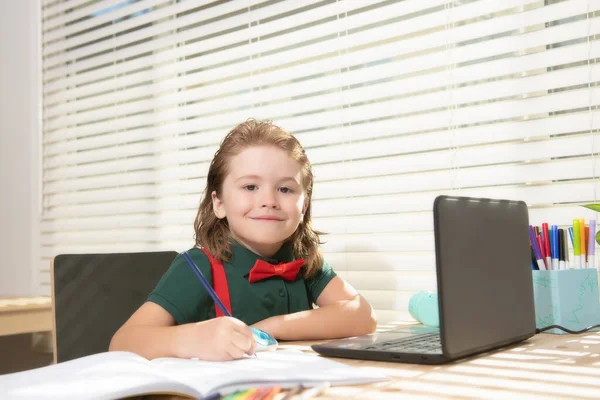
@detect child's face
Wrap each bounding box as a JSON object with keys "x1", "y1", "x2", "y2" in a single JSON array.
[{"x1": 212, "y1": 145, "x2": 307, "y2": 258}]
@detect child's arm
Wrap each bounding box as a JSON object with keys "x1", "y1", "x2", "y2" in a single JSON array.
[
  {"x1": 251, "y1": 276, "x2": 377, "y2": 341},
  {"x1": 109, "y1": 302, "x2": 256, "y2": 360}
]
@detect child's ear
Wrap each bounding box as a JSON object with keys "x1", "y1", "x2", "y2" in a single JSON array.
[
  {"x1": 301, "y1": 200, "x2": 309, "y2": 218},
  {"x1": 212, "y1": 191, "x2": 226, "y2": 219}
]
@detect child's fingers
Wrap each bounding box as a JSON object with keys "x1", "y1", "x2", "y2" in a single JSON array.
[
  {"x1": 227, "y1": 332, "x2": 252, "y2": 359},
  {"x1": 226, "y1": 346, "x2": 245, "y2": 360},
  {"x1": 230, "y1": 317, "x2": 254, "y2": 339},
  {"x1": 248, "y1": 337, "x2": 256, "y2": 355},
  {"x1": 231, "y1": 330, "x2": 253, "y2": 353}
]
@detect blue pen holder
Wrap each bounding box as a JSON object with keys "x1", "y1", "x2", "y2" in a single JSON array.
[{"x1": 532, "y1": 269, "x2": 600, "y2": 334}]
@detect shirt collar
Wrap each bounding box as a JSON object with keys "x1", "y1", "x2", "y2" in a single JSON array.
[{"x1": 228, "y1": 240, "x2": 295, "y2": 278}]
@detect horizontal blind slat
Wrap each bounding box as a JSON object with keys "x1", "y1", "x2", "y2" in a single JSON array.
[
  {"x1": 43, "y1": 0, "x2": 583, "y2": 107},
  {"x1": 42, "y1": 0, "x2": 446, "y2": 84},
  {"x1": 42, "y1": 132, "x2": 600, "y2": 194},
  {"x1": 43, "y1": 60, "x2": 600, "y2": 131},
  {"x1": 43, "y1": 81, "x2": 600, "y2": 144},
  {"x1": 44, "y1": 35, "x2": 600, "y2": 122},
  {"x1": 43, "y1": 0, "x2": 167, "y2": 44},
  {"x1": 42, "y1": 0, "x2": 101, "y2": 23},
  {"x1": 39, "y1": 180, "x2": 600, "y2": 220}
]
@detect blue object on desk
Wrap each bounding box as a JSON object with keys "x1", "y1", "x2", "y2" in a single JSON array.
[
  {"x1": 251, "y1": 327, "x2": 278, "y2": 351},
  {"x1": 532, "y1": 268, "x2": 600, "y2": 334},
  {"x1": 408, "y1": 291, "x2": 439, "y2": 328}
]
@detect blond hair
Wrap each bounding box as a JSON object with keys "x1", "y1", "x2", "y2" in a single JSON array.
[{"x1": 194, "y1": 119, "x2": 324, "y2": 277}]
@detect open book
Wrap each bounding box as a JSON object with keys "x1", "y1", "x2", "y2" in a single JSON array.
[{"x1": 1, "y1": 350, "x2": 388, "y2": 400}]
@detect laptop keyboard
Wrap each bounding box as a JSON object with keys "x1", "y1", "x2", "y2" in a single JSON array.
[{"x1": 361, "y1": 332, "x2": 442, "y2": 354}]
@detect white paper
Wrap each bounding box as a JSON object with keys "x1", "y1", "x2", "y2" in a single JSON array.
[{"x1": 0, "y1": 350, "x2": 389, "y2": 400}]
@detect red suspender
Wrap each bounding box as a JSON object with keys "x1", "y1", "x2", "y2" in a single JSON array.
[{"x1": 200, "y1": 248, "x2": 232, "y2": 317}]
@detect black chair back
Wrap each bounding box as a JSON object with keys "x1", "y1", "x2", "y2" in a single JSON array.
[{"x1": 51, "y1": 251, "x2": 177, "y2": 363}]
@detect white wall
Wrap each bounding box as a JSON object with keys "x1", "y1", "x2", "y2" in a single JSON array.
[{"x1": 0, "y1": 1, "x2": 40, "y2": 296}]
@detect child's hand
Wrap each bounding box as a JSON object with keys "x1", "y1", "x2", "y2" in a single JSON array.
[{"x1": 177, "y1": 316, "x2": 256, "y2": 360}]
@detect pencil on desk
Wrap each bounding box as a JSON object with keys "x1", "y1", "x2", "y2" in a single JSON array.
[
  {"x1": 238, "y1": 389, "x2": 259, "y2": 400},
  {"x1": 297, "y1": 382, "x2": 330, "y2": 400},
  {"x1": 262, "y1": 386, "x2": 282, "y2": 400},
  {"x1": 281, "y1": 385, "x2": 303, "y2": 400}
]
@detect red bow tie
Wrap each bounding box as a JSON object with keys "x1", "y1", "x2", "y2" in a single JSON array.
[{"x1": 248, "y1": 259, "x2": 305, "y2": 283}]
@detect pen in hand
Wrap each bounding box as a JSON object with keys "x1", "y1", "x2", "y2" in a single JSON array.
[{"x1": 182, "y1": 251, "x2": 277, "y2": 356}]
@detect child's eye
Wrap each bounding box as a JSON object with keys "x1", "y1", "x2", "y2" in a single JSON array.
[
  {"x1": 244, "y1": 184, "x2": 257, "y2": 191},
  {"x1": 279, "y1": 187, "x2": 293, "y2": 194}
]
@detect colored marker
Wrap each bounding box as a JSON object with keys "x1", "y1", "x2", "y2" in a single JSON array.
[
  {"x1": 580, "y1": 218, "x2": 587, "y2": 265},
  {"x1": 568, "y1": 227, "x2": 574, "y2": 247},
  {"x1": 563, "y1": 229, "x2": 571, "y2": 269},
  {"x1": 551, "y1": 225, "x2": 559, "y2": 270},
  {"x1": 530, "y1": 226, "x2": 546, "y2": 270},
  {"x1": 558, "y1": 228, "x2": 566, "y2": 270},
  {"x1": 542, "y1": 223, "x2": 551, "y2": 269},
  {"x1": 585, "y1": 225, "x2": 590, "y2": 265},
  {"x1": 589, "y1": 220, "x2": 596, "y2": 269},
  {"x1": 536, "y1": 235, "x2": 547, "y2": 269},
  {"x1": 574, "y1": 219, "x2": 581, "y2": 268}
]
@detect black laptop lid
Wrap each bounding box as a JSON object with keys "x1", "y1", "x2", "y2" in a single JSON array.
[
  {"x1": 52, "y1": 251, "x2": 177, "y2": 363},
  {"x1": 435, "y1": 196, "x2": 536, "y2": 359}
]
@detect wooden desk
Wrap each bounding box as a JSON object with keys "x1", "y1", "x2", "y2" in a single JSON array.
[
  {"x1": 290, "y1": 331, "x2": 600, "y2": 399},
  {"x1": 148, "y1": 328, "x2": 600, "y2": 400},
  {"x1": 0, "y1": 297, "x2": 52, "y2": 336}
]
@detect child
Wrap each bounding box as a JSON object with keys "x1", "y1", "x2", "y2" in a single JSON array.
[{"x1": 109, "y1": 119, "x2": 377, "y2": 361}]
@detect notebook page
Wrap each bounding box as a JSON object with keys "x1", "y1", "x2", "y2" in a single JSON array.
[
  {"x1": 0, "y1": 352, "x2": 198, "y2": 400},
  {"x1": 152, "y1": 349, "x2": 389, "y2": 396}
]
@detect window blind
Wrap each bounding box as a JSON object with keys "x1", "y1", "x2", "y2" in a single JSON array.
[{"x1": 40, "y1": 0, "x2": 600, "y2": 323}]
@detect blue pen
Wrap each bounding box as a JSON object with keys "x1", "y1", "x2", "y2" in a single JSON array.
[
  {"x1": 181, "y1": 251, "x2": 278, "y2": 352},
  {"x1": 181, "y1": 251, "x2": 231, "y2": 317}
]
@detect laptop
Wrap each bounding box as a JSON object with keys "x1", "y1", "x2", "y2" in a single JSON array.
[
  {"x1": 51, "y1": 251, "x2": 177, "y2": 363},
  {"x1": 312, "y1": 195, "x2": 536, "y2": 364}
]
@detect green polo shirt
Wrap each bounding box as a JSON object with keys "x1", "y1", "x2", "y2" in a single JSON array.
[{"x1": 147, "y1": 242, "x2": 336, "y2": 326}]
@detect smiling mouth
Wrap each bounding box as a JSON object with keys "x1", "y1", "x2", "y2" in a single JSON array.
[{"x1": 252, "y1": 216, "x2": 283, "y2": 221}]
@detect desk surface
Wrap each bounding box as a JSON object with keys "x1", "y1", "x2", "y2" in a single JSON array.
[
  {"x1": 4, "y1": 300, "x2": 600, "y2": 399},
  {"x1": 149, "y1": 327, "x2": 600, "y2": 400},
  {"x1": 293, "y1": 330, "x2": 600, "y2": 399},
  {"x1": 0, "y1": 297, "x2": 52, "y2": 336}
]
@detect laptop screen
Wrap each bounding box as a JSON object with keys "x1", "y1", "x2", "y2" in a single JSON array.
[{"x1": 434, "y1": 196, "x2": 536, "y2": 359}]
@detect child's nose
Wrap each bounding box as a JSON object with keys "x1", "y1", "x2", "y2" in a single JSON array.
[{"x1": 260, "y1": 190, "x2": 279, "y2": 209}]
